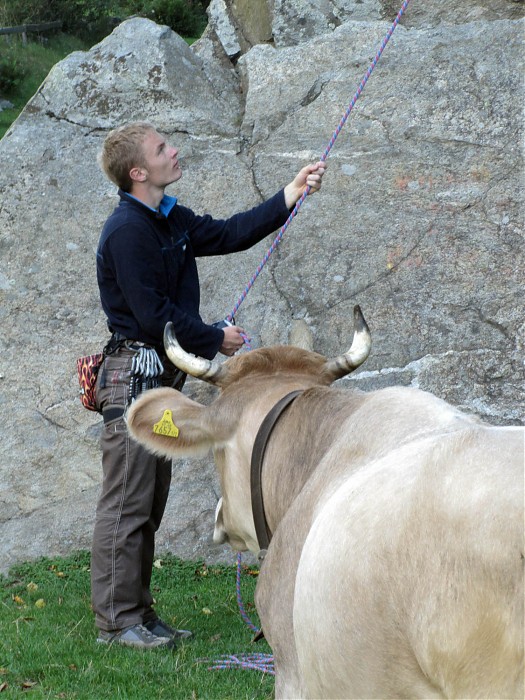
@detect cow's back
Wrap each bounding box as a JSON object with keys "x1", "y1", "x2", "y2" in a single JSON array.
[{"x1": 293, "y1": 425, "x2": 524, "y2": 699}]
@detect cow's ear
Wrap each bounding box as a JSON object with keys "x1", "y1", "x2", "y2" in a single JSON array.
[{"x1": 126, "y1": 387, "x2": 223, "y2": 459}]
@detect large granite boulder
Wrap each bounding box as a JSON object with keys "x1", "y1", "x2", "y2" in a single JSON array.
[
  {"x1": 207, "y1": 0, "x2": 524, "y2": 52},
  {"x1": 0, "y1": 0, "x2": 523, "y2": 573}
]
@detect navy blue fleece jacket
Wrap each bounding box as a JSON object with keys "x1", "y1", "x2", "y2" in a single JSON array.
[{"x1": 96, "y1": 188, "x2": 291, "y2": 360}]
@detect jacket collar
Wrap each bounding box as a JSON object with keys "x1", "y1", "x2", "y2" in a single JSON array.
[{"x1": 118, "y1": 189, "x2": 178, "y2": 218}]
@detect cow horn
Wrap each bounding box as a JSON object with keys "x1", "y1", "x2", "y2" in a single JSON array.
[
  {"x1": 323, "y1": 305, "x2": 372, "y2": 381},
  {"x1": 163, "y1": 322, "x2": 226, "y2": 384}
]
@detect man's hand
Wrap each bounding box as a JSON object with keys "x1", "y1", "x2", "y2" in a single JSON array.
[
  {"x1": 284, "y1": 161, "x2": 327, "y2": 209},
  {"x1": 219, "y1": 325, "x2": 246, "y2": 356}
]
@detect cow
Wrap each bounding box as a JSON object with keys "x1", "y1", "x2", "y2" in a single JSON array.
[{"x1": 126, "y1": 306, "x2": 524, "y2": 699}]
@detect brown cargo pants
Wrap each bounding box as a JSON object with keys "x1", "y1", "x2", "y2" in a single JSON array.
[{"x1": 91, "y1": 345, "x2": 179, "y2": 632}]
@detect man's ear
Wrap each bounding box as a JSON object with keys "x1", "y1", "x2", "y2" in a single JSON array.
[
  {"x1": 126, "y1": 387, "x2": 215, "y2": 459},
  {"x1": 129, "y1": 166, "x2": 147, "y2": 183}
]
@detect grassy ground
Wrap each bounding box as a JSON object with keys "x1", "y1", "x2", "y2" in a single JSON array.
[{"x1": 0, "y1": 551, "x2": 274, "y2": 699}]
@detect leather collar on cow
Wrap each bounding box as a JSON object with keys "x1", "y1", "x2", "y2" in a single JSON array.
[{"x1": 250, "y1": 390, "x2": 304, "y2": 553}]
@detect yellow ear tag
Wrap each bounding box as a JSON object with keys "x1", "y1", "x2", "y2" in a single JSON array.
[{"x1": 153, "y1": 409, "x2": 179, "y2": 438}]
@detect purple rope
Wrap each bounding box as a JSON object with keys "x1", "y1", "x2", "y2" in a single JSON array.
[
  {"x1": 226, "y1": 0, "x2": 411, "y2": 324},
  {"x1": 198, "y1": 653, "x2": 275, "y2": 675},
  {"x1": 196, "y1": 554, "x2": 275, "y2": 675},
  {"x1": 235, "y1": 552, "x2": 260, "y2": 633}
]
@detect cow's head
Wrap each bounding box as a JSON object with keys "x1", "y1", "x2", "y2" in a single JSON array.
[{"x1": 127, "y1": 306, "x2": 371, "y2": 553}]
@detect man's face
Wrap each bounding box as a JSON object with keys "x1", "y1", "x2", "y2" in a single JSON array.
[{"x1": 139, "y1": 129, "x2": 182, "y2": 187}]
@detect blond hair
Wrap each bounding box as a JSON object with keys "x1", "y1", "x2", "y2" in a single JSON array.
[{"x1": 98, "y1": 122, "x2": 156, "y2": 191}]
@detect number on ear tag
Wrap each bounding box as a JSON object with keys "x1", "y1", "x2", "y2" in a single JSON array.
[{"x1": 153, "y1": 409, "x2": 179, "y2": 438}]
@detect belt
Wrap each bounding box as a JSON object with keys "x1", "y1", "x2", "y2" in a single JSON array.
[{"x1": 102, "y1": 406, "x2": 126, "y2": 424}]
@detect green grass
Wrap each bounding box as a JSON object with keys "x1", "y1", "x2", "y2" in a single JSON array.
[
  {"x1": 0, "y1": 551, "x2": 274, "y2": 699},
  {"x1": 0, "y1": 33, "x2": 89, "y2": 139}
]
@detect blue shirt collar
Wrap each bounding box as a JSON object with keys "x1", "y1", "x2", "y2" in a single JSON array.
[
  {"x1": 125, "y1": 192, "x2": 178, "y2": 217},
  {"x1": 159, "y1": 194, "x2": 178, "y2": 217}
]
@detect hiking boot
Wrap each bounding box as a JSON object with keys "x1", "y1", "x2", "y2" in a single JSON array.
[
  {"x1": 97, "y1": 623, "x2": 175, "y2": 649},
  {"x1": 144, "y1": 617, "x2": 193, "y2": 640}
]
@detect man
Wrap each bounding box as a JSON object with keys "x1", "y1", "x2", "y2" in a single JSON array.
[{"x1": 92, "y1": 122, "x2": 326, "y2": 649}]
